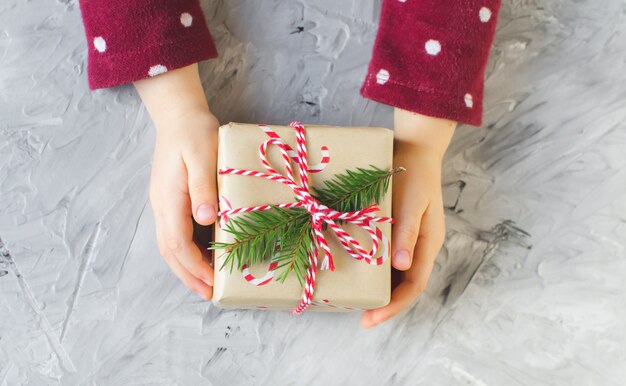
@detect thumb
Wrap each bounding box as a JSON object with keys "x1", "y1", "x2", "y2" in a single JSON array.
[
  {"x1": 185, "y1": 151, "x2": 218, "y2": 226},
  {"x1": 392, "y1": 219, "x2": 420, "y2": 271}
]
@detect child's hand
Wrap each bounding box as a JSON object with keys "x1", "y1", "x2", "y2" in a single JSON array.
[
  {"x1": 133, "y1": 64, "x2": 218, "y2": 301},
  {"x1": 361, "y1": 108, "x2": 457, "y2": 329}
]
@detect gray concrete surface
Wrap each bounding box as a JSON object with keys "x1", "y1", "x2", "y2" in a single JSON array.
[{"x1": 1, "y1": 0, "x2": 625, "y2": 384}]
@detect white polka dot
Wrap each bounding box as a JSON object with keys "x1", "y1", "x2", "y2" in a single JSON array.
[
  {"x1": 398, "y1": 0, "x2": 408, "y2": 2},
  {"x1": 464, "y1": 93, "x2": 474, "y2": 108},
  {"x1": 479, "y1": 7, "x2": 492, "y2": 23},
  {"x1": 93, "y1": 36, "x2": 106, "y2": 53},
  {"x1": 425, "y1": 39, "x2": 441, "y2": 56},
  {"x1": 148, "y1": 64, "x2": 168, "y2": 77},
  {"x1": 376, "y1": 69, "x2": 390, "y2": 85},
  {"x1": 180, "y1": 12, "x2": 193, "y2": 27}
]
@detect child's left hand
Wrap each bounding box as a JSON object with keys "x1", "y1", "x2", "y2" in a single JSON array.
[{"x1": 361, "y1": 108, "x2": 457, "y2": 329}]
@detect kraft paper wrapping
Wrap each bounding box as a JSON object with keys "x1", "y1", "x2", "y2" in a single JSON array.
[{"x1": 212, "y1": 122, "x2": 393, "y2": 312}]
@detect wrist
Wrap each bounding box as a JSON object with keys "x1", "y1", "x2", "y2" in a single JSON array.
[
  {"x1": 133, "y1": 63, "x2": 212, "y2": 130},
  {"x1": 160, "y1": 103, "x2": 215, "y2": 128},
  {"x1": 393, "y1": 108, "x2": 457, "y2": 159}
]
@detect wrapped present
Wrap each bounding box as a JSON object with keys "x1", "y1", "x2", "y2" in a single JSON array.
[{"x1": 210, "y1": 121, "x2": 400, "y2": 313}]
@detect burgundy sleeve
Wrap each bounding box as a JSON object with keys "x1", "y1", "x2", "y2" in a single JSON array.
[
  {"x1": 77, "y1": 0, "x2": 219, "y2": 90},
  {"x1": 359, "y1": 0, "x2": 502, "y2": 127}
]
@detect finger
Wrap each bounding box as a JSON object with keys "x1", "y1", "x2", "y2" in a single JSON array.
[
  {"x1": 392, "y1": 218, "x2": 422, "y2": 271},
  {"x1": 155, "y1": 213, "x2": 213, "y2": 300},
  {"x1": 404, "y1": 201, "x2": 446, "y2": 288},
  {"x1": 391, "y1": 175, "x2": 428, "y2": 271},
  {"x1": 183, "y1": 132, "x2": 218, "y2": 226},
  {"x1": 361, "y1": 203, "x2": 445, "y2": 329},
  {"x1": 361, "y1": 280, "x2": 419, "y2": 329},
  {"x1": 162, "y1": 185, "x2": 215, "y2": 287}
]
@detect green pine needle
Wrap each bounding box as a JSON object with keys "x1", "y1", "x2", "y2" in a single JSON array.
[
  {"x1": 209, "y1": 206, "x2": 308, "y2": 272},
  {"x1": 272, "y1": 223, "x2": 313, "y2": 286},
  {"x1": 312, "y1": 165, "x2": 405, "y2": 213},
  {"x1": 209, "y1": 165, "x2": 405, "y2": 287}
]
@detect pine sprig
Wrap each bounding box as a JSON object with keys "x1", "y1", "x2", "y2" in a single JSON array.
[
  {"x1": 272, "y1": 222, "x2": 313, "y2": 286},
  {"x1": 312, "y1": 165, "x2": 405, "y2": 213},
  {"x1": 210, "y1": 206, "x2": 309, "y2": 273},
  {"x1": 209, "y1": 165, "x2": 405, "y2": 286}
]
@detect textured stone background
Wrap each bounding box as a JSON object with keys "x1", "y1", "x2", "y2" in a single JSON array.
[{"x1": 1, "y1": 0, "x2": 625, "y2": 384}]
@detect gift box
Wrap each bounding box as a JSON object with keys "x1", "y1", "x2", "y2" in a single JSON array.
[{"x1": 211, "y1": 121, "x2": 396, "y2": 313}]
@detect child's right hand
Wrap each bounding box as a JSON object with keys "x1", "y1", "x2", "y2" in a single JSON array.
[{"x1": 134, "y1": 63, "x2": 218, "y2": 301}]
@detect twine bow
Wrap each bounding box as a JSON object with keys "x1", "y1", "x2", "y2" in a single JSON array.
[{"x1": 218, "y1": 122, "x2": 393, "y2": 314}]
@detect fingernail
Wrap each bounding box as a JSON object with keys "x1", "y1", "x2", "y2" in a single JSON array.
[
  {"x1": 197, "y1": 204, "x2": 216, "y2": 222},
  {"x1": 394, "y1": 249, "x2": 411, "y2": 268}
]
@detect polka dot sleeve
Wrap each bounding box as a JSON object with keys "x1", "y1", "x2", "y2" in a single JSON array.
[
  {"x1": 359, "y1": 0, "x2": 502, "y2": 127},
  {"x1": 77, "y1": 0, "x2": 219, "y2": 90}
]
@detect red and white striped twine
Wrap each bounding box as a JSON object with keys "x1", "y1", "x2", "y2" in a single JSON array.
[{"x1": 218, "y1": 122, "x2": 393, "y2": 314}]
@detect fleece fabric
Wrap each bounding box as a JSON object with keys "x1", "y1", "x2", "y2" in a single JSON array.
[{"x1": 77, "y1": 0, "x2": 501, "y2": 127}]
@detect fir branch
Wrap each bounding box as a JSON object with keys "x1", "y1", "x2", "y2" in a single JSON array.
[
  {"x1": 209, "y1": 165, "x2": 405, "y2": 286},
  {"x1": 272, "y1": 223, "x2": 313, "y2": 286},
  {"x1": 312, "y1": 165, "x2": 405, "y2": 213},
  {"x1": 209, "y1": 206, "x2": 309, "y2": 274}
]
